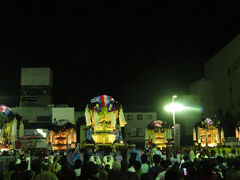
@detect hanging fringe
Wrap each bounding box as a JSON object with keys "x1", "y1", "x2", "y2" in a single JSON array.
[
  {"x1": 19, "y1": 121, "x2": 24, "y2": 138},
  {"x1": 164, "y1": 130, "x2": 167, "y2": 141},
  {"x1": 145, "y1": 128, "x2": 149, "y2": 141},
  {"x1": 236, "y1": 128, "x2": 239, "y2": 140},
  {"x1": 217, "y1": 129, "x2": 220, "y2": 144},
  {"x1": 11, "y1": 119, "x2": 17, "y2": 137},
  {"x1": 238, "y1": 127, "x2": 240, "y2": 141},
  {"x1": 110, "y1": 112, "x2": 116, "y2": 128},
  {"x1": 85, "y1": 105, "x2": 92, "y2": 126},
  {"x1": 168, "y1": 129, "x2": 172, "y2": 139},
  {"x1": 152, "y1": 132, "x2": 155, "y2": 143},
  {"x1": 193, "y1": 127, "x2": 196, "y2": 141},
  {"x1": 197, "y1": 127, "x2": 201, "y2": 143},
  {"x1": 93, "y1": 111, "x2": 99, "y2": 127},
  {"x1": 119, "y1": 107, "x2": 127, "y2": 127},
  {"x1": 205, "y1": 128, "x2": 208, "y2": 146},
  {"x1": 221, "y1": 127, "x2": 225, "y2": 142}
]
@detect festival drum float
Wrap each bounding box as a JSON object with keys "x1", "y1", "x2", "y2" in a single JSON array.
[
  {"x1": 193, "y1": 117, "x2": 224, "y2": 147},
  {"x1": 85, "y1": 95, "x2": 126, "y2": 144},
  {"x1": 145, "y1": 120, "x2": 172, "y2": 149}
]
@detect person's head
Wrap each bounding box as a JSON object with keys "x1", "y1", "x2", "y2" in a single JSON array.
[
  {"x1": 8, "y1": 161, "x2": 15, "y2": 171},
  {"x1": 153, "y1": 154, "x2": 161, "y2": 165},
  {"x1": 165, "y1": 167, "x2": 182, "y2": 180},
  {"x1": 133, "y1": 161, "x2": 141, "y2": 172},
  {"x1": 141, "y1": 154, "x2": 148, "y2": 164},
  {"x1": 74, "y1": 159, "x2": 82, "y2": 169},
  {"x1": 161, "y1": 160, "x2": 170, "y2": 170},
  {"x1": 141, "y1": 173, "x2": 149, "y2": 180},
  {"x1": 183, "y1": 155, "x2": 190, "y2": 161},
  {"x1": 129, "y1": 156, "x2": 136, "y2": 167},
  {"x1": 112, "y1": 161, "x2": 121, "y2": 172},
  {"x1": 216, "y1": 156, "x2": 225, "y2": 164},
  {"x1": 231, "y1": 149, "x2": 236, "y2": 155},
  {"x1": 152, "y1": 143, "x2": 156, "y2": 148},
  {"x1": 19, "y1": 161, "x2": 28, "y2": 171},
  {"x1": 233, "y1": 158, "x2": 240, "y2": 170},
  {"x1": 31, "y1": 159, "x2": 41, "y2": 173}
]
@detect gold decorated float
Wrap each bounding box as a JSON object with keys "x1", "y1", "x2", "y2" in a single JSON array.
[
  {"x1": 0, "y1": 105, "x2": 23, "y2": 151},
  {"x1": 85, "y1": 95, "x2": 126, "y2": 144},
  {"x1": 193, "y1": 117, "x2": 224, "y2": 147},
  {"x1": 47, "y1": 122, "x2": 76, "y2": 150},
  {"x1": 145, "y1": 120, "x2": 172, "y2": 149}
]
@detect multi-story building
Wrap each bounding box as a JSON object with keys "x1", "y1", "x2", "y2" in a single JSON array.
[
  {"x1": 124, "y1": 112, "x2": 157, "y2": 143},
  {"x1": 189, "y1": 34, "x2": 240, "y2": 136},
  {"x1": 20, "y1": 68, "x2": 53, "y2": 107},
  {"x1": 191, "y1": 34, "x2": 240, "y2": 119},
  {"x1": 12, "y1": 68, "x2": 75, "y2": 126}
]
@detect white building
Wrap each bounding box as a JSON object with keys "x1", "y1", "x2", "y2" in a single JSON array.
[{"x1": 124, "y1": 112, "x2": 157, "y2": 143}]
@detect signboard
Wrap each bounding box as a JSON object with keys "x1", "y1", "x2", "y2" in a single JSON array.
[
  {"x1": 174, "y1": 123, "x2": 180, "y2": 146},
  {"x1": 20, "y1": 138, "x2": 47, "y2": 149}
]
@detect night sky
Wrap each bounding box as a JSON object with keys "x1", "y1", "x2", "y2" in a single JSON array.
[{"x1": 1, "y1": 2, "x2": 240, "y2": 111}]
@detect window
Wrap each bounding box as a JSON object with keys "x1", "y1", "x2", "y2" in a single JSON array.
[
  {"x1": 137, "y1": 114, "x2": 143, "y2": 120},
  {"x1": 148, "y1": 114, "x2": 153, "y2": 120},
  {"x1": 127, "y1": 115, "x2": 133, "y2": 120},
  {"x1": 37, "y1": 116, "x2": 51, "y2": 122}
]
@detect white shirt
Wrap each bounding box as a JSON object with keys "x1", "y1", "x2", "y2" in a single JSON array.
[
  {"x1": 141, "y1": 163, "x2": 149, "y2": 174},
  {"x1": 74, "y1": 168, "x2": 81, "y2": 177},
  {"x1": 155, "y1": 171, "x2": 166, "y2": 180}
]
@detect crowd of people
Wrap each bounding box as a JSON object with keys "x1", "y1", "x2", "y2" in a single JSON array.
[{"x1": 1, "y1": 143, "x2": 240, "y2": 180}]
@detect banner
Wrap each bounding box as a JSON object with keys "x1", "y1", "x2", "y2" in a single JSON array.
[{"x1": 174, "y1": 123, "x2": 180, "y2": 146}]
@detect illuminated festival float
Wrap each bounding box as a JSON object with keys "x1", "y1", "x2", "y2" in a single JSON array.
[
  {"x1": 193, "y1": 117, "x2": 224, "y2": 147},
  {"x1": 85, "y1": 95, "x2": 127, "y2": 144},
  {"x1": 145, "y1": 120, "x2": 172, "y2": 149},
  {"x1": 0, "y1": 105, "x2": 24, "y2": 151},
  {"x1": 47, "y1": 120, "x2": 77, "y2": 150},
  {"x1": 235, "y1": 121, "x2": 240, "y2": 141}
]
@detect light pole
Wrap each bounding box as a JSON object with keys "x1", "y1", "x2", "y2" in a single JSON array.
[{"x1": 172, "y1": 95, "x2": 177, "y2": 126}]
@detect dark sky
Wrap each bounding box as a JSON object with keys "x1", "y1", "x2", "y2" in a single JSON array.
[{"x1": 1, "y1": 2, "x2": 240, "y2": 111}]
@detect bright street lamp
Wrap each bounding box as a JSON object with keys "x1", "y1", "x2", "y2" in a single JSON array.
[{"x1": 164, "y1": 95, "x2": 187, "y2": 126}]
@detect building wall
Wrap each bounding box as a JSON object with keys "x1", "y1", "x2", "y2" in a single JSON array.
[
  {"x1": 190, "y1": 79, "x2": 217, "y2": 116},
  {"x1": 21, "y1": 68, "x2": 53, "y2": 87},
  {"x1": 20, "y1": 68, "x2": 53, "y2": 107},
  {"x1": 52, "y1": 107, "x2": 75, "y2": 124},
  {"x1": 124, "y1": 112, "x2": 157, "y2": 142},
  {"x1": 11, "y1": 107, "x2": 52, "y2": 123},
  {"x1": 204, "y1": 34, "x2": 240, "y2": 118}
]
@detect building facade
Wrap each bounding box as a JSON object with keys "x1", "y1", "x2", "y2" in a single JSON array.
[
  {"x1": 124, "y1": 112, "x2": 157, "y2": 143},
  {"x1": 190, "y1": 34, "x2": 240, "y2": 120}
]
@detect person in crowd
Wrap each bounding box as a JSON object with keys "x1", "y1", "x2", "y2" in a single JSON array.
[
  {"x1": 155, "y1": 160, "x2": 170, "y2": 180},
  {"x1": 3, "y1": 161, "x2": 15, "y2": 180},
  {"x1": 149, "y1": 154, "x2": 161, "y2": 180},
  {"x1": 140, "y1": 153, "x2": 149, "y2": 174},
  {"x1": 165, "y1": 166, "x2": 183, "y2": 180},
  {"x1": 73, "y1": 159, "x2": 82, "y2": 177}
]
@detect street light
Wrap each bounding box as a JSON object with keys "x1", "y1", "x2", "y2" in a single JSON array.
[
  {"x1": 172, "y1": 95, "x2": 177, "y2": 126},
  {"x1": 164, "y1": 95, "x2": 187, "y2": 126}
]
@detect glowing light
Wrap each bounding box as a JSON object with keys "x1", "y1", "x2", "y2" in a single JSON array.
[
  {"x1": 164, "y1": 103, "x2": 187, "y2": 112},
  {"x1": 37, "y1": 129, "x2": 47, "y2": 138}
]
